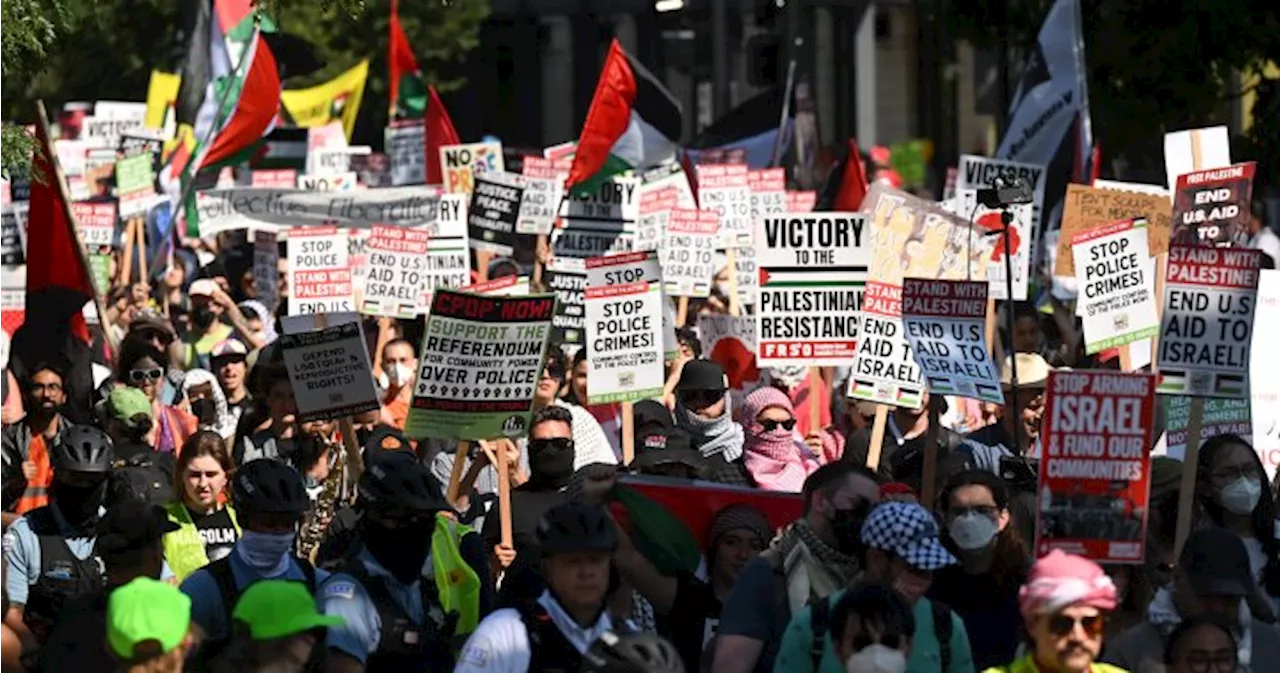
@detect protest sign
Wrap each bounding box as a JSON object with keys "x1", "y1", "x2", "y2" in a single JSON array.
[
  {"x1": 696, "y1": 315, "x2": 759, "y2": 390},
  {"x1": 756, "y1": 212, "x2": 869, "y2": 367},
  {"x1": 639, "y1": 163, "x2": 696, "y2": 207},
  {"x1": 297, "y1": 172, "x2": 358, "y2": 192},
  {"x1": 1160, "y1": 397, "x2": 1251, "y2": 461},
  {"x1": 386, "y1": 121, "x2": 426, "y2": 186},
  {"x1": 1055, "y1": 184, "x2": 1172, "y2": 276},
  {"x1": 661, "y1": 209, "x2": 719, "y2": 297},
  {"x1": 83, "y1": 148, "x2": 116, "y2": 200},
  {"x1": 1164, "y1": 126, "x2": 1232, "y2": 196},
  {"x1": 1252, "y1": 270, "x2": 1280, "y2": 478},
  {"x1": 278, "y1": 314, "x2": 380, "y2": 422},
  {"x1": 193, "y1": 186, "x2": 441, "y2": 235},
  {"x1": 860, "y1": 183, "x2": 991, "y2": 287},
  {"x1": 252, "y1": 169, "x2": 298, "y2": 188},
  {"x1": 84, "y1": 102, "x2": 146, "y2": 149},
  {"x1": 420, "y1": 193, "x2": 471, "y2": 303},
  {"x1": 467, "y1": 172, "x2": 524, "y2": 256},
  {"x1": 114, "y1": 154, "x2": 153, "y2": 195},
  {"x1": 55, "y1": 140, "x2": 87, "y2": 177},
  {"x1": 516, "y1": 175, "x2": 560, "y2": 236},
  {"x1": 585, "y1": 251, "x2": 665, "y2": 404},
  {"x1": 309, "y1": 146, "x2": 370, "y2": 177},
  {"x1": 71, "y1": 202, "x2": 117, "y2": 248},
  {"x1": 288, "y1": 226, "x2": 354, "y2": 314},
  {"x1": 118, "y1": 131, "x2": 163, "y2": 165},
  {"x1": 405, "y1": 290, "x2": 555, "y2": 440},
  {"x1": 546, "y1": 256, "x2": 586, "y2": 347},
  {"x1": 253, "y1": 231, "x2": 279, "y2": 314},
  {"x1": 748, "y1": 168, "x2": 787, "y2": 218},
  {"x1": 555, "y1": 176, "x2": 638, "y2": 258},
  {"x1": 849, "y1": 281, "x2": 925, "y2": 409},
  {"x1": 1157, "y1": 244, "x2": 1261, "y2": 397},
  {"x1": 636, "y1": 185, "x2": 679, "y2": 252},
  {"x1": 956, "y1": 155, "x2": 1046, "y2": 300},
  {"x1": 786, "y1": 191, "x2": 816, "y2": 213},
  {"x1": 697, "y1": 164, "x2": 752, "y2": 246},
  {"x1": 1171, "y1": 162, "x2": 1256, "y2": 247},
  {"x1": 1, "y1": 206, "x2": 23, "y2": 267},
  {"x1": 1035, "y1": 370, "x2": 1156, "y2": 563},
  {"x1": 362, "y1": 225, "x2": 430, "y2": 318},
  {"x1": 1071, "y1": 218, "x2": 1160, "y2": 353},
  {"x1": 461, "y1": 276, "x2": 531, "y2": 296},
  {"x1": 734, "y1": 244, "x2": 758, "y2": 308},
  {"x1": 901, "y1": 279, "x2": 1001, "y2": 404},
  {"x1": 440, "y1": 141, "x2": 504, "y2": 194}
]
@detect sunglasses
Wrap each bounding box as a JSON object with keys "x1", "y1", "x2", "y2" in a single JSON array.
[
  {"x1": 542, "y1": 364, "x2": 564, "y2": 380},
  {"x1": 129, "y1": 368, "x2": 164, "y2": 383},
  {"x1": 530, "y1": 437, "x2": 574, "y2": 453},
  {"x1": 1047, "y1": 613, "x2": 1105, "y2": 638},
  {"x1": 678, "y1": 390, "x2": 723, "y2": 407},
  {"x1": 758, "y1": 418, "x2": 797, "y2": 432}
]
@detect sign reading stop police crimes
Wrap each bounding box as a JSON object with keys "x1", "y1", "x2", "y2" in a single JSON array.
[
  {"x1": 288, "y1": 226, "x2": 354, "y2": 314},
  {"x1": 1157, "y1": 244, "x2": 1262, "y2": 397},
  {"x1": 278, "y1": 314, "x2": 380, "y2": 422},
  {"x1": 362, "y1": 225, "x2": 430, "y2": 318},
  {"x1": 440, "y1": 141, "x2": 504, "y2": 194},
  {"x1": 662, "y1": 209, "x2": 719, "y2": 297},
  {"x1": 901, "y1": 279, "x2": 1002, "y2": 404},
  {"x1": 849, "y1": 282, "x2": 925, "y2": 409},
  {"x1": 1071, "y1": 218, "x2": 1159, "y2": 354},
  {"x1": 756, "y1": 212, "x2": 869, "y2": 367},
  {"x1": 554, "y1": 176, "x2": 638, "y2": 258},
  {"x1": 1036, "y1": 370, "x2": 1156, "y2": 564},
  {"x1": 467, "y1": 171, "x2": 524, "y2": 256},
  {"x1": 406, "y1": 290, "x2": 555, "y2": 440},
  {"x1": 585, "y1": 251, "x2": 665, "y2": 404},
  {"x1": 956, "y1": 155, "x2": 1045, "y2": 301},
  {"x1": 1171, "y1": 162, "x2": 1255, "y2": 247},
  {"x1": 697, "y1": 164, "x2": 752, "y2": 246}
]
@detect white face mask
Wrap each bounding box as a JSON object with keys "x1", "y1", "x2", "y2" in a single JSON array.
[
  {"x1": 386, "y1": 363, "x2": 415, "y2": 387},
  {"x1": 948, "y1": 512, "x2": 999, "y2": 551},
  {"x1": 1219, "y1": 476, "x2": 1262, "y2": 515},
  {"x1": 845, "y1": 644, "x2": 907, "y2": 673}
]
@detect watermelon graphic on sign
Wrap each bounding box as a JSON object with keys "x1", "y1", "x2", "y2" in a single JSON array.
[{"x1": 697, "y1": 314, "x2": 758, "y2": 390}]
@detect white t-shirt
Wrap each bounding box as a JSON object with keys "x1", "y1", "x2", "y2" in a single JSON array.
[{"x1": 453, "y1": 590, "x2": 620, "y2": 673}]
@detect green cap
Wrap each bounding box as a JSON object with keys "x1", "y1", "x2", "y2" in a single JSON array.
[
  {"x1": 107, "y1": 577, "x2": 192, "y2": 660},
  {"x1": 233, "y1": 580, "x2": 345, "y2": 640},
  {"x1": 107, "y1": 387, "x2": 153, "y2": 426}
]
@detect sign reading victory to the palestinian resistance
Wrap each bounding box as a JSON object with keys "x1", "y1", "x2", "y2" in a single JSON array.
[{"x1": 554, "y1": 176, "x2": 638, "y2": 259}]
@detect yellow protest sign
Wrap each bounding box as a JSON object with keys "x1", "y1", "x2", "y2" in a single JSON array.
[{"x1": 280, "y1": 61, "x2": 369, "y2": 140}]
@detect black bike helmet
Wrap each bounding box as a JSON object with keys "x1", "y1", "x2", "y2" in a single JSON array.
[
  {"x1": 232, "y1": 459, "x2": 309, "y2": 514},
  {"x1": 536, "y1": 501, "x2": 618, "y2": 556},
  {"x1": 581, "y1": 632, "x2": 686, "y2": 673},
  {"x1": 52, "y1": 425, "x2": 114, "y2": 474},
  {"x1": 358, "y1": 450, "x2": 447, "y2": 513}
]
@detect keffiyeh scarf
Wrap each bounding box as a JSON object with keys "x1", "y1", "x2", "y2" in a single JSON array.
[
  {"x1": 769, "y1": 519, "x2": 860, "y2": 615},
  {"x1": 676, "y1": 396, "x2": 744, "y2": 461}
]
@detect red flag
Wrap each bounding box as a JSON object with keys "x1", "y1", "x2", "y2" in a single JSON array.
[
  {"x1": 834, "y1": 138, "x2": 869, "y2": 211},
  {"x1": 388, "y1": 0, "x2": 420, "y2": 114},
  {"x1": 425, "y1": 85, "x2": 461, "y2": 185}
]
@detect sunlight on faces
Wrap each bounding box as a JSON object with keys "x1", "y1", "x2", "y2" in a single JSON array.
[
  {"x1": 946, "y1": 484, "x2": 1009, "y2": 533},
  {"x1": 543, "y1": 551, "x2": 611, "y2": 611},
  {"x1": 755, "y1": 405, "x2": 794, "y2": 426},
  {"x1": 128, "y1": 355, "x2": 163, "y2": 401},
  {"x1": 536, "y1": 360, "x2": 564, "y2": 404},
  {"x1": 185, "y1": 455, "x2": 227, "y2": 509},
  {"x1": 1030, "y1": 605, "x2": 1105, "y2": 673},
  {"x1": 214, "y1": 355, "x2": 247, "y2": 392},
  {"x1": 712, "y1": 529, "x2": 765, "y2": 584},
  {"x1": 572, "y1": 359, "x2": 589, "y2": 402}
]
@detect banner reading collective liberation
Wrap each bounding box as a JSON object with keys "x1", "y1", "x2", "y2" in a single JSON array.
[
  {"x1": 585, "y1": 251, "x2": 665, "y2": 404},
  {"x1": 194, "y1": 186, "x2": 442, "y2": 236}
]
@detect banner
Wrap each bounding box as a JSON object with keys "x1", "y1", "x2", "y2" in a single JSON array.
[
  {"x1": 585, "y1": 251, "x2": 665, "y2": 404},
  {"x1": 1071, "y1": 218, "x2": 1160, "y2": 353},
  {"x1": 405, "y1": 290, "x2": 555, "y2": 440},
  {"x1": 253, "y1": 230, "x2": 279, "y2": 314},
  {"x1": 1171, "y1": 162, "x2": 1256, "y2": 247},
  {"x1": 697, "y1": 164, "x2": 752, "y2": 246},
  {"x1": 902, "y1": 279, "x2": 1002, "y2": 404},
  {"x1": 71, "y1": 202, "x2": 117, "y2": 248},
  {"x1": 1055, "y1": 184, "x2": 1172, "y2": 276},
  {"x1": 756, "y1": 213, "x2": 869, "y2": 367},
  {"x1": 546, "y1": 256, "x2": 586, "y2": 347},
  {"x1": 288, "y1": 226, "x2": 354, "y2": 314},
  {"x1": 280, "y1": 61, "x2": 370, "y2": 139},
  {"x1": 661, "y1": 209, "x2": 719, "y2": 298},
  {"x1": 697, "y1": 314, "x2": 759, "y2": 390},
  {"x1": 420, "y1": 193, "x2": 470, "y2": 303},
  {"x1": 386, "y1": 121, "x2": 426, "y2": 186},
  {"x1": 467, "y1": 172, "x2": 524, "y2": 256},
  {"x1": 956, "y1": 155, "x2": 1047, "y2": 301},
  {"x1": 193, "y1": 186, "x2": 441, "y2": 235},
  {"x1": 362, "y1": 225, "x2": 430, "y2": 318},
  {"x1": 278, "y1": 313, "x2": 380, "y2": 422},
  {"x1": 439, "y1": 141, "x2": 504, "y2": 194},
  {"x1": 849, "y1": 281, "x2": 925, "y2": 409},
  {"x1": 1036, "y1": 370, "x2": 1156, "y2": 564},
  {"x1": 554, "y1": 176, "x2": 638, "y2": 258}
]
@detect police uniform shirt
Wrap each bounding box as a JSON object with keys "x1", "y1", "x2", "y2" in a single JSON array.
[
  {"x1": 318, "y1": 547, "x2": 441, "y2": 664},
  {"x1": 179, "y1": 547, "x2": 327, "y2": 642},
  {"x1": 453, "y1": 590, "x2": 620, "y2": 673}
]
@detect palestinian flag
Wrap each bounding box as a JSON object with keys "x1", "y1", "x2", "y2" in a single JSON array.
[
  {"x1": 816, "y1": 138, "x2": 869, "y2": 211},
  {"x1": 425, "y1": 86, "x2": 461, "y2": 185},
  {"x1": 565, "y1": 40, "x2": 682, "y2": 196},
  {"x1": 388, "y1": 0, "x2": 427, "y2": 118}
]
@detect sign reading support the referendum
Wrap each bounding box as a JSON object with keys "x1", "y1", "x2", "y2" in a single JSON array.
[{"x1": 194, "y1": 186, "x2": 442, "y2": 236}]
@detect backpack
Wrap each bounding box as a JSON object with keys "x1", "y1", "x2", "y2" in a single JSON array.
[
  {"x1": 106, "y1": 453, "x2": 175, "y2": 508},
  {"x1": 809, "y1": 596, "x2": 953, "y2": 672}
]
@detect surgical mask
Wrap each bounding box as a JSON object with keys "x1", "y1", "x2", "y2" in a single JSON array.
[
  {"x1": 1219, "y1": 476, "x2": 1262, "y2": 515},
  {"x1": 235, "y1": 530, "x2": 296, "y2": 576},
  {"x1": 192, "y1": 397, "x2": 217, "y2": 426},
  {"x1": 386, "y1": 363, "x2": 415, "y2": 387},
  {"x1": 948, "y1": 512, "x2": 999, "y2": 551},
  {"x1": 845, "y1": 644, "x2": 907, "y2": 673}
]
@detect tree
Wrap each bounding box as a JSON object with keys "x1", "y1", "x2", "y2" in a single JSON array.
[
  {"x1": 932, "y1": 0, "x2": 1280, "y2": 185},
  {"x1": 1, "y1": 0, "x2": 70, "y2": 174}
]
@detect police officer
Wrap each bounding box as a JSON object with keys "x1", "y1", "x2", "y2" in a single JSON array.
[
  {"x1": 454, "y1": 500, "x2": 634, "y2": 673},
  {"x1": 318, "y1": 449, "x2": 491, "y2": 672},
  {"x1": 2, "y1": 425, "x2": 113, "y2": 646},
  {"x1": 581, "y1": 632, "x2": 687, "y2": 673},
  {"x1": 180, "y1": 459, "x2": 320, "y2": 665}
]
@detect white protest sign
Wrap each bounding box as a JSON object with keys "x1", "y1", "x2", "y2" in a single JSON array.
[
  {"x1": 585, "y1": 251, "x2": 665, "y2": 403},
  {"x1": 193, "y1": 186, "x2": 441, "y2": 236},
  {"x1": 516, "y1": 175, "x2": 560, "y2": 236},
  {"x1": 848, "y1": 281, "x2": 925, "y2": 409},
  {"x1": 756, "y1": 212, "x2": 869, "y2": 367},
  {"x1": 362, "y1": 225, "x2": 430, "y2": 318},
  {"x1": 696, "y1": 314, "x2": 760, "y2": 390},
  {"x1": 70, "y1": 202, "x2": 117, "y2": 248},
  {"x1": 1156, "y1": 244, "x2": 1261, "y2": 398},
  {"x1": 748, "y1": 168, "x2": 788, "y2": 218},
  {"x1": 555, "y1": 176, "x2": 638, "y2": 258},
  {"x1": 420, "y1": 193, "x2": 471, "y2": 304},
  {"x1": 636, "y1": 185, "x2": 679, "y2": 252},
  {"x1": 309, "y1": 145, "x2": 371, "y2": 177},
  {"x1": 55, "y1": 140, "x2": 87, "y2": 177},
  {"x1": 288, "y1": 226, "x2": 354, "y2": 314},
  {"x1": 468, "y1": 171, "x2": 524, "y2": 256},
  {"x1": 734, "y1": 243, "x2": 758, "y2": 308},
  {"x1": 1252, "y1": 270, "x2": 1280, "y2": 478},
  {"x1": 253, "y1": 230, "x2": 279, "y2": 314},
  {"x1": 956, "y1": 155, "x2": 1046, "y2": 301},
  {"x1": 661, "y1": 208, "x2": 719, "y2": 298},
  {"x1": 278, "y1": 313, "x2": 380, "y2": 422},
  {"x1": 902, "y1": 279, "x2": 1002, "y2": 404},
  {"x1": 440, "y1": 141, "x2": 504, "y2": 194},
  {"x1": 84, "y1": 102, "x2": 147, "y2": 149},
  {"x1": 297, "y1": 172, "x2": 358, "y2": 192},
  {"x1": 697, "y1": 164, "x2": 752, "y2": 246},
  {"x1": 386, "y1": 121, "x2": 426, "y2": 186},
  {"x1": 1164, "y1": 126, "x2": 1231, "y2": 197},
  {"x1": 1071, "y1": 218, "x2": 1159, "y2": 353}
]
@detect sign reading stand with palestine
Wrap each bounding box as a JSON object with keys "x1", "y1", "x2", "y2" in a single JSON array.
[
  {"x1": 1171, "y1": 162, "x2": 1256, "y2": 247},
  {"x1": 288, "y1": 226, "x2": 354, "y2": 314},
  {"x1": 468, "y1": 171, "x2": 524, "y2": 256},
  {"x1": 849, "y1": 281, "x2": 925, "y2": 409},
  {"x1": 278, "y1": 313, "x2": 380, "y2": 422},
  {"x1": 661, "y1": 209, "x2": 718, "y2": 297},
  {"x1": 1036, "y1": 370, "x2": 1156, "y2": 564},
  {"x1": 406, "y1": 290, "x2": 555, "y2": 440},
  {"x1": 1156, "y1": 244, "x2": 1261, "y2": 398},
  {"x1": 585, "y1": 251, "x2": 665, "y2": 404},
  {"x1": 363, "y1": 225, "x2": 430, "y2": 318},
  {"x1": 71, "y1": 202, "x2": 117, "y2": 248},
  {"x1": 1071, "y1": 218, "x2": 1159, "y2": 353},
  {"x1": 697, "y1": 164, "x2": 752, "y2": 246},
  {"x1": 755, "y1": 212, "x2": 869, "y2": 367},
  {"x1": 902, "y1": 279, "x2": 1002, "y2": 404}
]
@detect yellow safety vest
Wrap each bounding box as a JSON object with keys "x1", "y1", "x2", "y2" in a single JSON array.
[
  {"x1": 162, "y1": 501, "x2": 240, "y2": 583},
  {"x1": 983, "y1": 655, "x2": 1129, "y2": 673},
  {"x1": 431, "y1": 513, "x2": 482, "y2": 635}
]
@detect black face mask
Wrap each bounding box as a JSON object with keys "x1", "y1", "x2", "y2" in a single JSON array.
[
  {"x1": 362, "y1": 517, "x2": 433, "y2": 584},
  {"x1": 192, "y1": 397, "x2": 217, "y2": 426},
  {"x1": 529, "y1": 438, "x2": 575, "y2": 486},
  {"x1": 192, "y1": 306, "x2": 217, "y2": 330},
  {"x1": 829, "y1": 499, "x2": 871, "y2": 557},
  {"x1": 51, "y1": 479, "x2": 107, "y2": 528}
]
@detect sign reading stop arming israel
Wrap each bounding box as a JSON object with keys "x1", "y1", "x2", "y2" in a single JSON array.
[
  {"x1": 585, "y1": 251, "x2": 665, "y2": 404},
  {"x1": 755, "y1": 213, "x2": 869, "y2": 367}
]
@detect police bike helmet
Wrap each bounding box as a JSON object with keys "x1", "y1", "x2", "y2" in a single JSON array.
[
  {"x1": 52, "y1": 425, "x2": 114, "y2": 474},
  {"x1": 536, "y1": 501, "x2": 619, "y2": 556},
  {"x1": 232, "y1": 459, "x2": 309, "y2": 514},
  {"x1": 581, "y1": 632, "x2": 686, "y2": 673},
  {"x1": 357, "y1": 450, "x2": 448, "y2": 513}
]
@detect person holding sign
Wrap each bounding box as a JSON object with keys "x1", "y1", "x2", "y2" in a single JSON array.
[{"x1": 961, "y1": 354, "x2": 1053, "y2": 475}]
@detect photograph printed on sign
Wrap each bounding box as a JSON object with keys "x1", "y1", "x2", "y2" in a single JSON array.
[
  {"x1": 956, "y1": 155, "x2": 1046, "y2": 301},
  {"x1": 860, "y1": 183, "x2": 991, "y2": 287},
  {"x1": 386, "y1": 121, "x2": 426, "y2": 186},
  {"x1": 1171, "y1": 162, "x2": 1256, "y2": 247}
]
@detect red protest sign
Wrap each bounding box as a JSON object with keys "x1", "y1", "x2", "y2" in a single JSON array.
[
  {"x1": 1035, "y1": 370, "x2": 1156, "y2": 564},
  {"x1": 1171, "y1": 162, "x2": 1255, "y2": 247}
]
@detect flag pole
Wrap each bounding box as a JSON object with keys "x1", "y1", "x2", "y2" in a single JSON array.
[{"x1": 768, "y1": 59, "x2": 797, "y2": 169}]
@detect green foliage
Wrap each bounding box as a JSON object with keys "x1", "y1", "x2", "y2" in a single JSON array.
[{"x1": 1, "y1": 0, "x2": 69, "y2": 175}]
